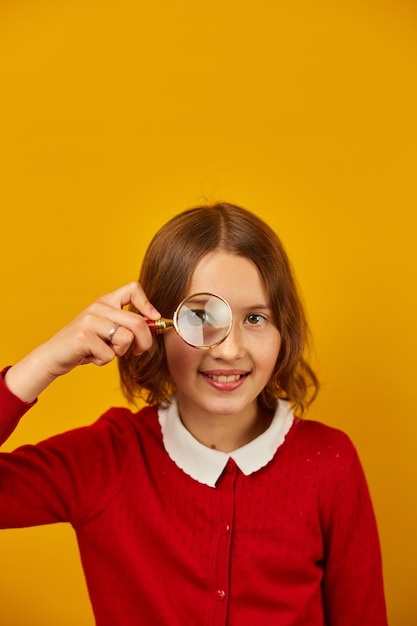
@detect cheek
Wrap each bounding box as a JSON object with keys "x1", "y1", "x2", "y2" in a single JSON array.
[
  {"x1": 163, "y1": 333, "x2": 199, "y2": 380},
  {"x1": 261, "y1": 332, "x2": 282, "y2": 370}
]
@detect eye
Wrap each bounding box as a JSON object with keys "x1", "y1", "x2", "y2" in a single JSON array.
[
  {"x1": 185, "y1": 308, "x2": 211, "y2": 326},
  {"x1": 245, "y1": 313, "x2": 267, "y2": 326}
]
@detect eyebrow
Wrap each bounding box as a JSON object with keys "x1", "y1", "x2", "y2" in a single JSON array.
[
  {"x1": 183, "y1": 298, "x2": 213, "y2": 307},
  {"x1": 244, "y1": 304, "x2": 271, "y2": 311}
]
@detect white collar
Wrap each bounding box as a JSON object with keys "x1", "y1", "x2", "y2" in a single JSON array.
[{"x1": 158, "y1": 399, "x2": 294, "y2": 488}]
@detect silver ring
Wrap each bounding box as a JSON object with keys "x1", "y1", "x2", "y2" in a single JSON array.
[{"x1": 107, "y1": 323, "x2": 120, "y2": 344}]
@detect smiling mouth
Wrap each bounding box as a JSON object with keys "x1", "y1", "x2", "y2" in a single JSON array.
[{"x1": 204, "y1": 373, "x2": 248, "y2": 383}]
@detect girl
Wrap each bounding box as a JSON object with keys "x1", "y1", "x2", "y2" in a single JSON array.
[{"x1": 0, "y1": 203, "x2": 387, "y2": 625}]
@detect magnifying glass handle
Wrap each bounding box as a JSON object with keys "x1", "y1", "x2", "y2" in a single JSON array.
[{"x1": 146, "y1": 318, "x2": 175, "y2": 334}]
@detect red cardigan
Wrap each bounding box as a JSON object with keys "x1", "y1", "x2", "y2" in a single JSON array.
[{"x1": 0, "y1": 374, "x2": 387, "y2": 625}]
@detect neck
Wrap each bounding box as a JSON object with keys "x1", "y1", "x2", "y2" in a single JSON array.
[{"x1": 178, "y1": 402, "x2": 274, "y2": 453}]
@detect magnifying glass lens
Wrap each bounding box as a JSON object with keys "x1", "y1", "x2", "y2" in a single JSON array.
[{"x1": 175, "y1": 293, "x2": 232, "y2": 348}]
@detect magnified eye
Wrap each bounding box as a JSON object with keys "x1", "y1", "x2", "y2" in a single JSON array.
[
  {"x1": 185, "y1": 308, "x2": 212, "y2": 326},
  {"x1": 173, "y1": 292, "x2": 233, "y2": 348}
]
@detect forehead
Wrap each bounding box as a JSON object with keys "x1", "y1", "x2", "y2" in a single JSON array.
[{"x1": 188, "y1": 251, "x2": 268, "y2": 304}]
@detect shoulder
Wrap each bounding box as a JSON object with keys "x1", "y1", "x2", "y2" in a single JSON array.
[
  {"x1": 293, "y1": 418, "x2": 353, "y2": 445},
  {"x1": 284, "y1": 420, "x2": 371, "y2": 511},
  {"x1": 93, "y1": 403, "x2": 160, "y2": 440},
  {"x1": 40, "y1": 404, "x2": 161, "y2": 458},
  {"x1": 288, "y1": 418, "x2": 360, "y2": 469},
  {"x1": 99, "y1": 403, "x2": 159, "y2": 425}
]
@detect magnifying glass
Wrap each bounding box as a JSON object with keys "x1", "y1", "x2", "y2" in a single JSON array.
[{"x1": 146, "y1": 292, "x2": 232, "y2": 348}]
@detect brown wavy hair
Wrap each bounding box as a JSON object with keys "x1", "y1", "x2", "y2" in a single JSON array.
[{"x1": 118, "y1": 202, "x2": 319, "y2": 414}]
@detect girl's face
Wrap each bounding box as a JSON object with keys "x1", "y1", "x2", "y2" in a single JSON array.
[{"x1": 164, "y1": 251, "x2": 281, "y2": 428}]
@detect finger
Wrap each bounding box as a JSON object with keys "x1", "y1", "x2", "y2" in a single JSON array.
[
  {"x1": 64, "y1": 317, "x2": 139, "y2": 366},
  {"x1": 78, "y1": 316, "x2": 146, "y2": 364},
  {"x1": 105, "y1": 324, "x2": 141, "y2": 357},
  {"x1": 97, "y1": 282, "x2": 160, "y2": 320},
  {"x1": 83, "y1": 335, "x2": 118, "y2": 366},
  {"x1": 73, "y1": 286, "x2": 158, "y2": 360},
  {"x1": 107, "y1": 323, "x2": 120, "y2": 345},
  {"x1": 83, "y1": 301, "x2": 155, "y2": 353},
  {"x1": 59, "y1": 328, "x2": 117, "y2": 368},
  {"x1": 98, "y1": 311, "x2": 152, "y2": 353}
]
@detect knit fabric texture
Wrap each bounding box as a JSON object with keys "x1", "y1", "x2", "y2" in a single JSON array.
[{"x1": 0, "y1": 371, "x2": 388, "y2": 625}]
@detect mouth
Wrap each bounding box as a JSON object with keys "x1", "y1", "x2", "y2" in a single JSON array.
[
  {"x1": 204, "y1": 373, "x2": 247, "y2": 383},
  {"x1": 200, "y1": 371, "x2": 250, "y2": 390}
]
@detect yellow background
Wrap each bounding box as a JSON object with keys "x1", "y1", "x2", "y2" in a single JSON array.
[{"x1": 1, "y1": 1, "x2": 416, "y2": 624}]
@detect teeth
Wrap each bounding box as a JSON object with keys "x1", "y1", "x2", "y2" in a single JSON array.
[{"x1": 209, "y1": 374, "x2": 242, "y2": 383}]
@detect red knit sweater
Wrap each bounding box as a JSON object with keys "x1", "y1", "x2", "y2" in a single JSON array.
[{"x1": 0, "y1": 375, "x2": 387, "y2": 625}]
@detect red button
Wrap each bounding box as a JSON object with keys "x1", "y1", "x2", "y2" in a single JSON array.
[
  {"x1": 216, "y1": 589, "x2": 226, "y2": 601},
  {"x1": 220, "y1": 523, "x2": 230, "y2": 534}
]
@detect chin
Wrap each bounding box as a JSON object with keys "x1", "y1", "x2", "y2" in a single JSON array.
[{"x1": 201, "y1": 397, "x2": 257, "y2": 417}]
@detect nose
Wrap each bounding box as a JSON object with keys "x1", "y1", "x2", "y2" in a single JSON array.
[{"x1": 209, "y1": 322, "x2": 245, "y2": 360}]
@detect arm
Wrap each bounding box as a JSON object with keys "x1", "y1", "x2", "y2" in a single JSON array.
[
  {"x1": 322, "y1": 443, "x2": 388, "y2": 625},
  {"x1": 0, "y1": 282, "x2": 160, "y2": 525},
  {"x1": 3, "y1": 281, "x2": 160, "y2": 404},
  {"x1": 0, "y1": 368, "x2": 36, "y2": 445}
]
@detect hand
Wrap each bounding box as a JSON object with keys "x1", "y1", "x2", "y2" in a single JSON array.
[
  {"x1": 44, "y1": 282, "x2": 160, "y2": 372},
  {"x1": 4, "y1": 283, "x2": 160, "y2": 402}
]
